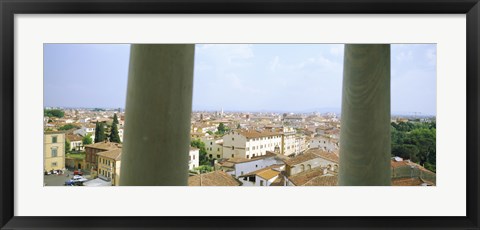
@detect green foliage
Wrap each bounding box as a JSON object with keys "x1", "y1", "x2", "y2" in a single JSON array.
[
  {"x1": 195, "y1": 165, "x2": 213, "y2": 173},
  {"x1": 217, "y1": 123, "x2": 226, "y2": 134},
  {"x1": 109, "y1": 123, "x2": 121, "y2": 143},
  {"x1": 392, "y1": 144, "x2": 419, "y2": 162},
  {"x1": 237, "y1": 123, "x2": 241, "y2": 129},
  {"x1": 206, "y1": 130, "x2": 213, "y2": 135},
  {"x1": 82, "y1": 134, "x2": 93, "y2": 145},
  {"x1": 44, "y1": 109, "x2": 64, "y2": 118},
  {"x1": 112, "y1": 113, "x2": 119, "y2": 125},
  {"x1": 391, "y1": 121, "x2": 436, "y2": 171},
  {"x1": 190, "y1": 139, "x2": 210, "y2": 166},
  {"x1": 94, "y1": 122, "x2": 106, "y2": 143},
  {"x1": 65, "y1": 139, "x2": 71, "y2": 153},
  {"x1": 424, "y1": 162, "x2": 436, "y2": 173},
  {"x1": 66, "y1": 153, "x2": 86, "y2": 160},
  {"x1": 58, "y1": 124, "x2": 80, "y2": 131}
]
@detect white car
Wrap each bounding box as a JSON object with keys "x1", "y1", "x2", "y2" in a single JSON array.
[{"x1": 72, "y1": 175, "x2": 84, "y2": 180}]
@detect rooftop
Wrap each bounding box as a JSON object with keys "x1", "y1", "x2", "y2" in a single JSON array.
[
  {"x1": 257, "y1": 169, "x2": 281, "y2": 180},
  {"x1": 97, "y1": 149, "x2": 122, "y2": 161},
  {"x1": 85, "y1": 142, "x2": 121, "y2": 151},
  {"x1": 283, "y1": 149, "x2": 339, "y2": 166},
  {"x1": 287, "y1": 167, "x2": 325, "y2": 186},
  {"x1": 188, "y1": 171, "x2": 240, "y2": 186},
  {"x1": 391, "y1": 177, "x2": 434, "y2": 186},
  {"x1": 302, "y1": 174, "x2": 338, "y2": 186}
]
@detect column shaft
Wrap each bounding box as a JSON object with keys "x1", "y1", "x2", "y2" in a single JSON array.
[
  {"x1": 120, "y1": 44, "x2": 195, "y2": 186},
  {"x1": 339, "y1": 44, "x2": 391, "y2": 186}
]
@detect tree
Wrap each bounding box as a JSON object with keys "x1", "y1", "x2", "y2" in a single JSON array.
[
  {"x1": 194, "y1": 165, "x2": 213, "y2": 173},
  {"x1": 82, "y1": 134, "x2": 93, "y2": 145},
  {"x1": 390, "y1": 121, "x2": 436, "y2": 171},
  {"x1": 190, "y1": 139, "x2": 210, "y2": 166},
  {"x1": 58, "y1": 124, "x2": 80, "y2": 131},
  {"x1": 237, "y1": 123, "x2": 241, "y2": 129},
  {"x1": 65, "y1": 139, "x2": 71, "y2": 153},
  {"x1": 112, "y1": 113, "x2": 119, "y2": 125},
  {"x1": 217, "y1": 123, "x2": 226, "y2": 135},
  {"x1": 206, "y1": 130, "x2": 213, "y2": 135},
  {"x1": 392, "y1": 144, "x2": 419, "y2": 162},
  {"x1": 109, "y1": 123, "x2": 121, "y2": 143},
  {"x1": 94, "y1": 122, "x2": 106, "y2": 143},
  {"x1": 44, "y1": 109, "x2": 64, "y2": 118}
]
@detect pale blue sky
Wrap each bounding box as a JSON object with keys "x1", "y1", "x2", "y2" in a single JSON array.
[{"x1": 44, "y1": 44, "x2": 436, "y2": 115}]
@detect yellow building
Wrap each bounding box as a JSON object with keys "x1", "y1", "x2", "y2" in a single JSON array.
[
  {"x1": 44, "y1": 131, "x2": 66, "y2": 172},
  {"x1": 97, "y1": 149, "x2": 122, "y2": 186}
]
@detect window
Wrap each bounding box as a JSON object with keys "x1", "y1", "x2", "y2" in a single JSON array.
[
  {"x1": 232, "y1": 146, "x2": 235, "y2": 150},
  {"x1": 210, "y1": 142, "x2": 213, "y2": 145},
  {"x1": 193, "y1": 155, "x2": 195, "y2": 160},
  {"x1": 260, "y1": 180, "x2": 264, "y2": 186},
  {"x1": 217, "y1": 148, "x2": 220, "y2": 151},
  {"x1": 231, "y1": 154, "x2": 234, "y2": 158},
  {"x1": 51, "y1": 148, "x2": 58, "y2": 157},
  {"x1": 51, "y1": 162, "x2": 57, "y2": 167},
  {"x1": 52, "y1": 136, "x2": 57, "y2": 143},
  {"x1": 232, "y1": 138, "x2": 234, "y2": 141}
]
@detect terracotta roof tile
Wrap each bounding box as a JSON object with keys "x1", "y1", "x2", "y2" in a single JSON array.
[
  {"x1": 188, "y1": 171, "x2": 240, "y2": 186},
  {"x1": 97, "y1": 149, "x2": 122, "y2": 161}
]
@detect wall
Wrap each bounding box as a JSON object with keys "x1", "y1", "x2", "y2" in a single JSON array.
[
  {"x1": 288, "y1": 157, "x2": 337, "y2": 176},
  {"x1": 233, "y1": 157, "x2": 282, "y2": 177},
  {"x1": 44, "y1": 133, "x2": 65, "y2": 172}
]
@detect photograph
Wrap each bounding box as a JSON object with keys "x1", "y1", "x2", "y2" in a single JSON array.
[{"x1": 43, "y1": 43, "x2": 436, "y2": 187}]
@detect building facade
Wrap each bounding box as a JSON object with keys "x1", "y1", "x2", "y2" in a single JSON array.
[
  {"x1": 201, "y1": 136, "x2": 224, "y2": 159},
  {"x1": 44, "y1": 131, "x2": 66, "y2": 172},
  {"x1": 84, "y1": 142, "x2": 121, "y2": 175},
  {"x1": 222, "y1": 130, "x2": 282, "y2": 159},
  {"x1": 189, "y1": 147, "x2": 200, "y2": 170},
  {"x1": 97, "y1": 149, "x2": 122, "y2": 186}
]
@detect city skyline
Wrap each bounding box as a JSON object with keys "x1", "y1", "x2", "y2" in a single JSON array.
[{"x1": 44, "y1": 44, "x2": 437, "y2": 115}]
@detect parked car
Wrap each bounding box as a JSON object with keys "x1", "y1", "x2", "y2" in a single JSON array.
[
  {"x1": 73, "y1": 175, "x2": 85, "y2": 180},
  {"x1": 73, "y1": 170, "x2": 83, "y2": 176}
]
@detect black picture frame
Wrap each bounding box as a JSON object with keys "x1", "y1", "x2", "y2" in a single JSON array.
[{"x1": 1, "y1": 0, "x2": 479, "y2": 229}]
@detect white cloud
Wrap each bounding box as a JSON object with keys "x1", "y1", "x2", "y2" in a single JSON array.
[
  {"x1": 329, "y1": 46, "x2": 344, "y2": 57},
  {"x1": 197, "y1": 44, "x2": 254, "y2": 63},
  {"x1": 269, "y1": 56, "x2": 280, "y2": 71},
  {"x1": 396, "y1": 50, "x2": 413, "y2": 61}
]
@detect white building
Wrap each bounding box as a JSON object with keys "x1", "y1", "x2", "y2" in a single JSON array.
[
  {"x1": 73, "y1": 124, "x2": 96, "y2": 142},
  {"x1": 309, "y1": 135, "x2": 339, "y2": 152},
  {"x1": 218, "y1": 152, "x2": 284, "y2": 178},
  {"x1": 294, "y1": 136, "x2": 307, "y2": 155},
  {"x1": 282, "y1": 127, "x2": 297, "y2": 156},
  {"x1": 118, "y1": 127, "x2": 124, "y2": 142},
  {"x1": 189, "y1": 147, "x2": 200, "y2": 170},
  {"x1": 238, "y1": 165, "x2": 284, "y2": 186},
  {"x1": 222, "y1": 130, "x2": 282, "y2": 159},
  {"x1": 66, "y1": 134, "x2": 84, "y2": 151}
]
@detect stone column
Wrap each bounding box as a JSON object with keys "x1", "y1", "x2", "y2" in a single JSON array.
[
  {"x1": 339, "y1": 44, "x2": 391, "y2": 186},
  {"x1": 120, "y1": 44, "x2": 194, "y2": 186}
]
